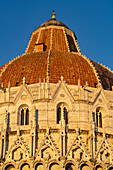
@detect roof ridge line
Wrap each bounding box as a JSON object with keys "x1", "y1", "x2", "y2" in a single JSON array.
[
  {"x1": 33, "y1": 29, "x2": 41, "y2": 53},
  {"x1": 80, "y1": 53, "x2": 101, "y2": 85},
  {"x1": 63, "y1": 29, "x2": 70, "y2": 52},
  {"x1": 99, "y1": 62, "x2": 113, "y2": 73},
  {"x1": 72, "y1": 32, "x2": 81, "y2": 53},
  {"x1": 25, "y1": 29, "x2": 40, "y2": 54},
  {"x1": 47, "y1": 28, "x2": 53, "y2": 84},
  {"x1": 0, "y1": 54, "x2": 26, "y2": 81}
]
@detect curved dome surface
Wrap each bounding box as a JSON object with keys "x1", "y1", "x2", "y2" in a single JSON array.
[
  {"x1": 0, "y1": 17, "x2": 113, "y2": 90},
  {"x1": 38, "y1": 18, "x2": 69, "y2": 29},
  {"x1": 0, "y1": 51, "x2": 98, "y2": 88}
]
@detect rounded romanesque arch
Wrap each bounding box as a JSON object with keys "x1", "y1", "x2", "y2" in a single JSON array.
[
  {"x1": 35, "y1": 163, "x2": 44, "y2": 170},
  {"x1": 18, "y1": 104, "x2": 29, "y2": 126},
  {"x1": 56, "y1": 102, "x2": 69, "y2": 125},
  {"x1": 65, "y1": 163, "x2": 75, "y2": 170},
  {"x1": 95, "y1": 165, "x2": 103, "y2": 170},
  {"x1": 80, "y1": 164, "x2": 90, "y2": 170},
  {"x1": 95, "y1": 107, "x2": 105, "y2": 128},
  {"x1": 108, "y1": 167, "x2": 113, "y2": 170},
  {"x1": 49, "y1": 162, "x2": 60, "y2": 170},
  {"x1": 20, "y1": 163, "x2": 30, "y2": 170},
  {"x1": 93, "y1": 105, "x2": 108, "y2": 130},
  {"x1": 5, "y1": 164, "x2": 15, "y2": 170}
]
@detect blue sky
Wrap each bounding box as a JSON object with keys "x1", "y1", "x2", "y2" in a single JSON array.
[{"x1": 0, "y1": 0, "x2": 113, "y2": 70}]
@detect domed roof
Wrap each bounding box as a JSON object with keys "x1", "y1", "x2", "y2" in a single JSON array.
[
  {"x1": 38, "y1": 18, "x2": 69, "y2": 29},
  {"x1": 0, "y1": 13, "x2": 113, "y2": 90},
  {"x1": 0, "y1": 51, "x2": 98, "y2": 88},
  {"x1": 38, "y1": 11, "x2": 69, "y2": 29}
]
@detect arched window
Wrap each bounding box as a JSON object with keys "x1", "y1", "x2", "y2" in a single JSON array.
[
  {"x1": 21, "y1": 109, "x2": 24, "y2": 125},
  {"x1": 96, "y1": 165, "x2": 103, "y2": 170},
  {"x1": 21, "y1": 163, "x2": 30, "y2": 170},
  {"x1": 20, "y1": 107, "x2": 29, "y2": 125},
  {"x1": 57, "y1": 107, "x2": 61, "y2": 124},
  {"x1": 35, "y1": 163, "x2": 44, "y2": 170},
  {"x1": 64, "y1": 107, "x2": 68, "y2": 124},
  {"x1": 49, "y1": 163, "x2": 60, "y2": 170},
  {"x1": 96, "y1": 108, "x2": 102, "y2": 128},
  {"x1": 26, "y1": 108, "x2": 29, "y2": 125},
  {"x1": 5, "y1": 164, "x2": 15, "y2": 170},
  {"x1": 57, "y1": 103, "x2": 68, "y2": 125},
  {"x1": 66, "y1": 163, "x2": 75, "y2": 170}
]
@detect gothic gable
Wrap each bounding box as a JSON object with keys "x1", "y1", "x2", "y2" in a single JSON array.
[
  {"x1": 66, "y1": 134, "x2": 91, "y2": 161},
  {"x1": 14, "y1": 84, "x2": 33, "y2": 104},
  {"x1": 52, "y1": 76, "x2": 75, "y2": 103},
  {"x1": 95, "y1": 138, "x2": 113, "y2": 164},
  {"x1": 5, "y1": 137, "x2": 30, "y2": 161},
  {"x1": 35, "y1": 132, "x2": 60, "y2": 160},
  {"x1": 92, "y1": 87, "x2": 109, "y2": 109}
]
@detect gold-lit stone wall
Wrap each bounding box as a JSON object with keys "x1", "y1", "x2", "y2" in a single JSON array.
[{"x1": 0, "y1": 79, "x2": 113, "y2": 170}]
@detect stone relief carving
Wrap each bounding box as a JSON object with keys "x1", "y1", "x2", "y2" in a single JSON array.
[{"x1": 21, "y1": 94, "x2": 27, "y2": 100}]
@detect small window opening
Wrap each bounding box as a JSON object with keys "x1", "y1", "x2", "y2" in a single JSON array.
[
  {"x1": 94, "y1": 82, "x2": 97, "y2": 88},
  {"x1": 57, "y1": 107, "x2": 61, "y2": 124},
  {"x1": 64, "y1": 107, "x2": 68, "y2": 124},
  {"x1": 16, "y1": 82, "x2": 19, "y2": 86},
  {"x1": 96, "y1": 109, "x2": 102, "y2": 128},
  {"x1": 35, "y1": 43, "x2": 46, "y2": 52},
  {"x1": 57, "y1": 104, "x2": 68, "y2": 125},
  {"x1": 20, "y1": 108, "x2": 29, "y2": 126}
]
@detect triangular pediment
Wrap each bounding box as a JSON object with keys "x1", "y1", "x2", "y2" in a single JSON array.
[
  {"x1": 66, "y1": 134, "x2": 91, "y2": 160},
  {"x1": 35, "y1": 132, "x2": 60, "y2": 160},
  {"x1": 95, "y1": 138, "x2": 113, "y2": 163},
  {"x1": 5, "y1": 137, "x2": 30, "y2": 161},
  {"x1": 52, "y1": 77, "x2": 75, "y2": 103},
  {"x1": 92, "y1": 88, "x2": 109, "y2": 109},
  {"x1": 14, "y1": 84, "x2": 33, "y2": 104}
]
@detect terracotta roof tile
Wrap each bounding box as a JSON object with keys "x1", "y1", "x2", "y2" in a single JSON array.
[
  {"x1": 49, "y1": 51, "x2": 98, "y2": 87},
  {"x1": 0, "y1": 52, "x2": 48, "y2": 88},
  {"x1": 38, "y1": 29, "x2": 51, "y2": 51},
  {"x1": 52, "y1": 29, "x2": 68, "y2": 52}
]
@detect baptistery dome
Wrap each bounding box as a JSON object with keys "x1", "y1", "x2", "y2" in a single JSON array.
[
  {"x1": 0, "y1": 12, "x2": 113, "y2": 170},
  {"x1": 0, "y1": 12, "x2": 113, "y2": 90}
]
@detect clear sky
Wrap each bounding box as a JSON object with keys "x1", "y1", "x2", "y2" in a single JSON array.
[{"x1": 0, "y1": 0, "x2": 113, "y2": 70}]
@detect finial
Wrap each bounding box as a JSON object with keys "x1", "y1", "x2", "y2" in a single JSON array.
[
  {"x1": 51, "y1": 10, "x2": 56, "y2": 19},
  {"x1": 23, "y1": 77, "x2": 26, "y2": 84},
  {"x1": 61, "y1": 76, "x2": 63, "y2": 81}
]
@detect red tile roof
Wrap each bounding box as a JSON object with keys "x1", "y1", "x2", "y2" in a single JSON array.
[
  {"x1": 1, "y1": 19, "x2": 112, "y2": 90},
  {"x1": 52, "y1": 29, "x2": 68, "y2": 52},
  {"x1": 49, "y1": 51, "x2": 98, "y2": 87},
  {"x1": 38, "y1": 29, "x2": 51, "y2": 51},
  {"x1": 0, "y1": 51, "x2": 98, "y2": 88},
  {"x1": 0, "y1": 52, "x2": 48, "y2": 88}
]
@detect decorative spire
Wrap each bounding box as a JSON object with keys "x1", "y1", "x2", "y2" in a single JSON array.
[
  {"x1": 51, "y1": 10, "x2": 56, "y2": 19},
  {"x1": 23, "y1": 77, "x2": 26, "y2": 84}
]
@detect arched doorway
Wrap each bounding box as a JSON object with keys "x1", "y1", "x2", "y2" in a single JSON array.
[
  {"x1": 81, "y1": 164, "x2": 90, "y2": 170},
  {"x1": 96, "y1": 165, "x2": 103, "y2": 170},
  {"x1": 65, "y1": 163, "x2": 75, "y2": 170},
  {"x1": 21, "y1": 163, "x2": 30, "y2": 170},
  {"x1": 35, "y1": 163, "x2": 44, "y2": 170},
  {"x1": 5, "y1": 164, "x2": 15, "y2": 170},
  {"x1": 49, "y1": 163, "x2": 60, "y2": 170}
]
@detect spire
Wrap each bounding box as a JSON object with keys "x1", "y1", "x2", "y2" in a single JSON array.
[{"x1": 51, "y1": 10, "x2": 56, "y2": 19}]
